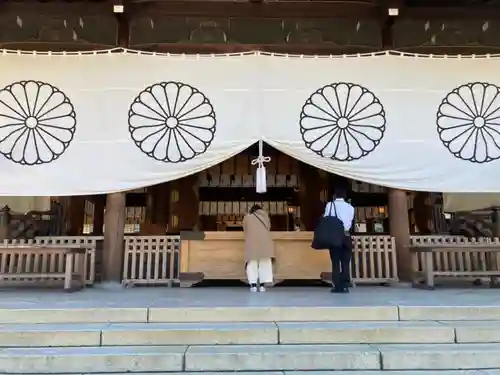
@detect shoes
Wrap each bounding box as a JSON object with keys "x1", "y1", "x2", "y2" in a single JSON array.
[
  {"x1": 330, "y1": 287, "x2": 349, "y2": 294},
  {"x1": 249, "y1": 284, "x2": 266, "y2": 292}
]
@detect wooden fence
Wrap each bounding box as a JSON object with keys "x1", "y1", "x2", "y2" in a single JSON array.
[
  {"x1": 122, "y1": 236, "x2": 180, "y2": 286},
  {"x1": 9, "y1": 234, "x2": 494, "y2": 287},
  {"x1": 1, "y1": 237, "x2": 98, "y2": 285},
  {"x1": 410, "y1": 235, "x2": 500, "y2": 278},
  {"x1": 351, "y1": 236, "x2": 398, "y2": 283}
]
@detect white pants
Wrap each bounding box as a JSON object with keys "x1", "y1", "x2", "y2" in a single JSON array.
[{"x1": 246, "y1": 258, "x2": 273, "y2": 284}]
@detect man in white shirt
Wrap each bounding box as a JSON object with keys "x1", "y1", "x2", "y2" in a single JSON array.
[{"x1": 323, "y1": 188, "x2": 355, "y2": 293}]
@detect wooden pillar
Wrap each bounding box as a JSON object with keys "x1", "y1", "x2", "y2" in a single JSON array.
[
  {"x1": 298, "y1": 162, "x2": 323, "y2": 231},
  {"x1": 150, "y1": 183, "x2": 170, "y2": 228},
  {"x1": 413, "y1": 192, "x2": 433, "y2": 234},
  {"x1": 92, "y1": 196, "x2": 105, "y2": 236},
  {"x1": 0, "y1": 206, "x2": 11, "y2": 241},
  {"x1": 67, "y1": 196, "x2": 86, "y2": 235},
  {"x1": 492, "y1": 207, "x2": 500, "y2": 238},
  {"x1": 102, "y1": 192, "x2": 126, "y2": 283},
  {"x1": 170, "y1": 174, "x2": 199, "y2": 232},
  {"x1": 99, "y1": 0, "x2": 129, "y2": 283},
  {"x1": 145, "y1": 187, "x2": 155, "y2": 225},
  {"x1": 158, "y1": 183, "x2": 171, "y2": 226},
  {"x1": 389, "y1": 188, "x2": 411, "y2": 281}
]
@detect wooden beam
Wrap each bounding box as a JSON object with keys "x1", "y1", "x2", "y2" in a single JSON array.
[
  {"x1": 0, "y1": 42, "x2": 115, "y2": 51},
  {"x1": 379, "y1": 0, "x2": 405, "y2": 48},
  {"x1": 0, "y1": 1, "x2": 110, "y2": 15},
  {"x1": 135, "y1": 43, "x2": 380, "y2": 55},
  {"x1": 128, "y1": 0, "x2": 500, "y2": 20},
  {"x1": 393, "y1": 45, "x2": 500, "y2": 54},
  {"x1": 132, "y1": 1, "x2": 380, "y2": 19},
  {"x1": 400, "y1": 5, "x2": 500, "y2": 19}
]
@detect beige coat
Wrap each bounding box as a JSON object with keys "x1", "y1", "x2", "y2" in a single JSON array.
[{"x1": 243, "y1": 209, "x2": 275, "y2": 262}]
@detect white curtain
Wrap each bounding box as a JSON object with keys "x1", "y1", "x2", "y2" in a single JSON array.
[
  {"x1": 0, "y1": 50, "x2": 500, "y2": 195},
  {"x1": 0, "y1": 53, "x2": 261, "y2": 196}
]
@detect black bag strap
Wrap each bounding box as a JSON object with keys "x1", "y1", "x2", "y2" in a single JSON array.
[
  {"x1": 252, "y1": 212, "x2": 270, "y2": 231},
  {"x1": 328, "y1": 201, "x2": 338, "y2": 218}
]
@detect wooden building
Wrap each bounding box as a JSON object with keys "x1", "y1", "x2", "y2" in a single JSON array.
[{"x1": 1, "y1": 0, "x2": 500, "y2": 286}]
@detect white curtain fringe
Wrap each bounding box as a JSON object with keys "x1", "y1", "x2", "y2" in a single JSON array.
[{"x1": 1, "y1": 48, "x2": 500, "y2": 59}]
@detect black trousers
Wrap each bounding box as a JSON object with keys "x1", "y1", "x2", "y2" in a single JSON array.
[{"x1": 329, "y1": 234, "x2": 353, "y2": 291}]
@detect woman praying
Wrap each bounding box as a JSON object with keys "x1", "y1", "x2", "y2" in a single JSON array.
[{"x1": 243, "y1": 204, "x2": 275, "y2": 292}]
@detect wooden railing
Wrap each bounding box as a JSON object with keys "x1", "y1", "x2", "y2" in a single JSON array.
[
  {"x1": 122, "y1": 236, "x2": 180, "y2": 287},
  {"x1": 126, "y1": 235, "x2": 397, "y2": 286},
  {"x1": 0, "y1": 246, "x2": 88, "y2": 291},
  {"x1": 3, "y1": 237, "x2": 99, "y2": 285},
  {"x1": 4, "y1": 234, "x2": 395, "y2": 287},
  {"x1": 410, "y1": 235, "x2": 500, "y2": 278},
  {"x1": 351, "y1": 236, "x2": 398, "y2": 284}
]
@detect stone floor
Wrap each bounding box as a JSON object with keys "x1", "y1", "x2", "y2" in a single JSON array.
[{"x1": 0, "y1": 285, "x2": 499, "y2": 309}]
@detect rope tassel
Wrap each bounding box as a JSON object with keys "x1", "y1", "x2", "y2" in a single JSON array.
[{"x1": 251, "y1": 140, "x2": 271, "y2": 194}]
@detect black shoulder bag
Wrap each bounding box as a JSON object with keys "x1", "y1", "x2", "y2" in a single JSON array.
[{"x1": 311, "y1": 201, "x2": 346, "y2": 250}]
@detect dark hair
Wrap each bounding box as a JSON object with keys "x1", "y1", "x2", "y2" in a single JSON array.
[
  {"x1": 250, "y1": 204, "x2": 262, "y2": 214},
  {"x1": 332, "y1": 187, "x2": 347, "y2": 199}
]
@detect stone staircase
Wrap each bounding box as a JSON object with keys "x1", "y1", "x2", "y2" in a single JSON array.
[{"x1": 1, "y1": 304, "x2": 500, "y2": 374}]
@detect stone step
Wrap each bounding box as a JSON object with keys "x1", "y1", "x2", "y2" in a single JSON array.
[
  {"x1": 0, "y1": 305, "x2": 399, "y2": 323},
  {"x1": 3, "y1": 321, "x2": 500, "y2": 348},
  {"x1": 2, "y1": 372, "x2": 499, "y2": 375},
  {"x1": 3, "y1": 305, "x2": 500, "y2": 324},
  {"x1": 377, "y1": 343, "x2": 500, "y2": 370},
  {"x1": 185, "y1": 344, "x2": 380, "y2": 371},
  {"x1": 185, "y1": 343, "x2": 500, "y2": 372},
  {"x1": 440, "y1": 320, "x2": 500, "y2": 343},
  {"x1": 2, "y1": 344, "x2": 500, "y2": 373},
  {"x1": 277, "y1": 321, "x2": 456, "y2": 344},
  {"x1": 399, "y1": 306, "x2": 500, "y2": 321},
  {"x1": 101, "y1": 322, "x2": 278, "y2": 346},
  {"x1": 0, "y1": 346, "x2": 187, "y2": 374},
  {"x1": 289, "y1": 372, "x2": 500, "y2": 375}
]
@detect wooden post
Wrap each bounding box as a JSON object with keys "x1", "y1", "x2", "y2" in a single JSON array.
[
  {"x1": 92, "y1": 196, "x2": 105, "y2": 235},
  {"x1": 145, "y1": 187, "x2": 155, "y2": 225},
  {"x1": 492, "y1": 207, "x2": 500, "y2": 238},
  {"x1": 388, "y1": 188, "x2": 411, "y2": 281},
  {"x1": 67, "y1": 196, "x2": 86, "y2": 235},
  {"x1": 413, "y1": 192, "x2": 433, "y2": 234},
  {"x1": 102, "y1": 192, "x2": 126, "y2": 283},
  {"x1": 170, "y1": 175, "x2": 199, "y2": 232},
  {"x1": 0, "y1": 206, "x2": 11, "y2": 241},
  {"x1": 298, "y1": 162, "x2": 323, "y2": 231}
]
